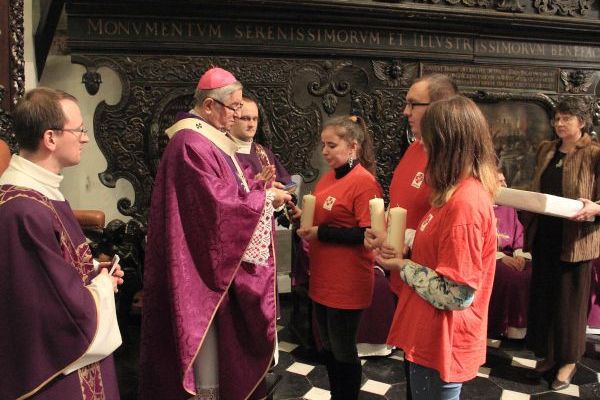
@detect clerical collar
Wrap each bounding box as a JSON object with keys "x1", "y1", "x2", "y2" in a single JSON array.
[
  {"x1": 0, "y1": 154, "x2": 65, "y2": 201},
  {"x1": 230, "y1": 136, "x2": 253, "y2": 154},
  {"x1": 334, "y1": 161, "x2": 358, "y2": 179}
]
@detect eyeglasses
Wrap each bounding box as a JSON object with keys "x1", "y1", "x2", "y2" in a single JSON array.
[
  {"x1": 50, "y1": 126, "x2": 89, "y2": 139},
  {"x1": 237, "y1": 116, "x2": 258, "y2": 122},
  {"x1": 550, "y1": 115, "x2": 577, "y2": 126},
  {"x1": 405, "y1": 101, "x2": 431, "y2": 109},
  {"x1": 209, "y1": 98, "x2": 244, "y2": 113}
]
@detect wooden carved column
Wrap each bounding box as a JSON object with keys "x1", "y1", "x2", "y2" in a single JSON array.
[{"x1": 0, "y1": 0, "x2": 24, "y2": 151}]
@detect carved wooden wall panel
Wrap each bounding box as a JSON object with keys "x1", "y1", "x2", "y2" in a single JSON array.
[
  {"x1": 75, "y1": 50, "x2": 600, "y2": 227},
  {"x1": 0, "y1": 0, "x2": 24, "y2": 152},
  {"x1": 73, "y1": 54, "x2": 417, "y2": 226}
]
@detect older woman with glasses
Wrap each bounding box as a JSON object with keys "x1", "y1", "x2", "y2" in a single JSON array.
[{"x1": 524, "y1": 96, "x2": 600, "y2": 391}]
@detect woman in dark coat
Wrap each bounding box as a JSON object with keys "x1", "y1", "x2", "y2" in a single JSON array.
[{"x1": 525, "y1": 96, "x2": 600, "y2": 390}]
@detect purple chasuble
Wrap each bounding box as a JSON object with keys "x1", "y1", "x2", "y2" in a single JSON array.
[
  {"x1": 495, "y1": 205, "x2": 524, "y2": 253},
  {"x1": 236, "y1": 143, "x2": 293, "y2": 185},
  {"x1": 139, "y1": 114, "x2": 277, "y2": 400},
  {"x1": 488, "y1": 205, "x2": 532, "y2": 337},
  {"x1": 0, "y1": 186, "x2": 119, "y2": 400}
]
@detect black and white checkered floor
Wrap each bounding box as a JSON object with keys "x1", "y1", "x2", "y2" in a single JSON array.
[
  {"x1": 115, "y1": 296, "x2": 600, "y2": 399},
  {"x1": 272, "y1": 315, "x2": 600, "y2": 400}
]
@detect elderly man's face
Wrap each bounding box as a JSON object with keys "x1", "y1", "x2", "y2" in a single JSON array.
[
  {"x1": 403, "y1": 80, "x2": 431, "y2": 140},
  {"x1": 206, "y1": 89, "x2": 243, "y2": 131},
  {"x1": 231, "y1": 101, "x2": 259, "y2": 142}
]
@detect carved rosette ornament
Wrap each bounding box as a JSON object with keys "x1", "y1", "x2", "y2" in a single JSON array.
[
  {"x1": 560, "y1": 70, "x2": 596, "y2": 94},
  {"x1": 533, "y1": 0, "x2": 594, "y2": 16}
]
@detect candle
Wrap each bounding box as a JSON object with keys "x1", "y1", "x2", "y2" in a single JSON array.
[
  {"x1": 369, "y1": 197, "x2": 385, "y2": 233},
  {"x1": 300, "y1": 194, "x2": 316, "y2": 229},
  {"x1": 386, "y1": 206, "x2": 407, "y2": 253}
]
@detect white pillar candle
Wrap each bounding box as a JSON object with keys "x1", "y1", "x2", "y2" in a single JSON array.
[
  {"x1": 369, "y1": 197, "x2": 385, "y2": 233},
  {"x1": 386, "y1": 206, "x2": 407, "y2": 253},
  {"x1": 300, "y1": 194, "x2": 316, "y2": 229}
]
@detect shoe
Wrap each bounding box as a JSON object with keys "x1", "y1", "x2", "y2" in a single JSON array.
[{"x1": 551, "y1": 365, "x2": 576, "y2": 391}]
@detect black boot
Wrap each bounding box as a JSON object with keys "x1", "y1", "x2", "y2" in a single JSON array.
[{"x1": 333, "y1": 361, "x2": 362, "y2": 400}]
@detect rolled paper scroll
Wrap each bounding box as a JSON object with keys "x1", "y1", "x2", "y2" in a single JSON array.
[{"x1": 495, "y1": 187, "x2": 588, "y2": 219}]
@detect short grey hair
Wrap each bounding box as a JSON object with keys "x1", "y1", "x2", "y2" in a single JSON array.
[{"x1": 193, "y1": 81, "x2": 243, "y2": 106}]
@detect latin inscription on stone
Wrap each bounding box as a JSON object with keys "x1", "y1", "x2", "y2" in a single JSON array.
[
  {"x1": 70, "y1": 17, "x2": 600, "y2": 65},
  {"x1": 422, "y1": 64, "x2": 558, "y2": 91},
  {"x1": 476, "y1": 39, "x2": 600, "y2": 63},
  {"x1": 74, "y1": 18, "x2": 473, "y2": 54}
]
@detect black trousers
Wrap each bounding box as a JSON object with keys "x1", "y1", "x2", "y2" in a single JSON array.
[{"x1": 313, "y1": 302, "x2": 362, "y2": 363}]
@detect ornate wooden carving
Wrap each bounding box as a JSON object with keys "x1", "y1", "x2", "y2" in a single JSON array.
[
  {"x1": 533, "y1": 0, "x2": 594, "y2": 16},
  {"x1": 352, "y1": 88, "x2": 409, "y2": 201},
  {"x1": 82, "y1": 69, "x2": 103, "y2": 95},
  {"x1": 0, "y1": 86, "x2": 15, "y2": 151},
  {"x1": 592, "y1": 97, "x2": 600, "y2": 129},
  {"x1": 372, "y1": 60, "x2": 418, "y2": 88},
  {"x1": 72, "y1": 55, "x2": 335, "y2": 226},
  {"x1": 560, "y1": 69, "x2": 597, "y2": 94},
  {"x1": 496, "y1": 0, "x2": 525, "y2": 12},
  {"x1": 0, "y1": 0, "x2": 24, "y2": 150},
  {"x1": 415, "y1": 0, "x2": 493, "y2": 7},
  {"x1": 8, "y1": 0, "x2": 24, "y2": 107}
]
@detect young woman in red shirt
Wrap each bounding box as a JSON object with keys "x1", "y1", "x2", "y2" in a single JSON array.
[
  {"x1": 297, "y1": 115, "x2": 382, "y2": 400},
  {"x1": 376, "y1": 95, "x2": 499, "y2": 400}
]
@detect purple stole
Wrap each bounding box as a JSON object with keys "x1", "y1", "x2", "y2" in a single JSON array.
[{"x1": 236, "y1": 142, "x2": 293, "y2": 185}]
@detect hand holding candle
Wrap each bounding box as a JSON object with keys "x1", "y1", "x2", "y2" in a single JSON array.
[
  {"x1": 300, "y1": 194, "x2": 316, "y2": 228},
  {"x1": 386, "y1": 207, "x2": 407, "y2": 253},
  {"x1": 369, "y1": 197, "x2": 385, "y2": 233}
]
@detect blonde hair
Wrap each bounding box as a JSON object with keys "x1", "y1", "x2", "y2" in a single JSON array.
[{"x1": 421, "y1": 95, "x2": 499, "y2": 206}]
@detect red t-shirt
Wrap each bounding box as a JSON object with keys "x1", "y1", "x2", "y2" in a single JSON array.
[
  {"x1": 389, "y1": 141, "x2": 431, "y2": 230},
  {"x1": 388, "y1": 141, "x2": 431, "y2": 294},
  {"x1": 386, "y1": 178, "x2": 497, "y2": 382},
  {"x1": 309, "y1": 164, "x2": 383, "y2": 309}
]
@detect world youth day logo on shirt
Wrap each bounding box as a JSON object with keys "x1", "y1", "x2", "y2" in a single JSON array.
[
  {"x1": 323, "y1": 196, "x2": 336, "y2": 211},
  {"x1": 411, "y1": 172, "x2": 425, "y2": 189},
  {"x1": 420, "y1": 213, "x2": 433, "y2": 232}
]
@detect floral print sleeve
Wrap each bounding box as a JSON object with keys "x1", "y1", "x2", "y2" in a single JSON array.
[{"x1": 399, "y1": 260, "x2": 475, "y2": 310}]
